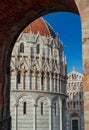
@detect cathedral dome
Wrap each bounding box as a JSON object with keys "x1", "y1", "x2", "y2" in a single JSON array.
[{"x1": 23, "y1": 17, "x2": 56, "y2": 38}]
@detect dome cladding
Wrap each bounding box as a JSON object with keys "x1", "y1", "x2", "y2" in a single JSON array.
[{"x1": 23, "y1": 17, "x2": 56, "y2": 38}]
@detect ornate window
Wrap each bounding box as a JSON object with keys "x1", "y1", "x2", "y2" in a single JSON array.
[
  {"x1": 36, "y1": 44, "x2": 40, "y2": 54},
  {"x1": 17, "y1": 71, "x2": 21, "y2": 83},
  {"x1": 31, "y1": 47, "x2": 33, "y2": 54},
  {"x1": 41, "y1": 75, "x2": 44, "y2": 85},
  {"x1": 72, "y1": 74, "x2": 76, "y2": 79},
  {"x1": 23, "y1": 102, "x2": 26, "y2": 114},
  {"x1": 20, "y1": 43, "x2": 24, "y2": 53}
]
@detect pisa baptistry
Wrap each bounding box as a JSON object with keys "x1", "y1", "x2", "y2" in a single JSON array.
[{"x1": 10, "y1": 17, "x2": 67, "y2": 130}]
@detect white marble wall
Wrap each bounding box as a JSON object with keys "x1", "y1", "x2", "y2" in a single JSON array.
[
  {"x1": 66, "y1": 69, "x2": 84, "y2": 130},
  {"x1": 10, "y1": 31, "x2": 67, "y2": 130}
]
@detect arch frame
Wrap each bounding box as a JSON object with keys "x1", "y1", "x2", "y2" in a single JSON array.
[{"x1": 0, "y1": 0, "x2": 89, "y2": 130}]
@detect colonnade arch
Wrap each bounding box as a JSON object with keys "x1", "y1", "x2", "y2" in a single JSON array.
[{"x1": 0, "y1": 0, "x2": 89, "y2": 129}]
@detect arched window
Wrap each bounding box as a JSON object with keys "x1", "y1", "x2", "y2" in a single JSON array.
[
  {"x1": 41, "y1": 102, "x2": 43, "y2": 115},
  {"x1": 54, "y1": 102, "x2": 57, "y2": 116},
  {"x1": 23, "y1": 102, "x2": 26, "y2": 114},
  {"x1": 17, "y1": 71, "x2": 21, "y2": 83},
  {"x1": 36, "y1": 44, "x2": 40, "y2": 54},
  {"x1": 73, "y1": 93, "x2": 76, "y2": 99},
  {"x1": 68, "y1": 102, "x2": 70, "y2": 108},
  {"x1": 73, "y1": 102, "x2": 75, "y2": 109},
  {"x1": 20, "y1": 43, "x2": 24, "y2": 53}
]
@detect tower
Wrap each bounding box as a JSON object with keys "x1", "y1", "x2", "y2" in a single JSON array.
[{"x1": 66, "y1": 67, "x2": 84, "y2": 130}]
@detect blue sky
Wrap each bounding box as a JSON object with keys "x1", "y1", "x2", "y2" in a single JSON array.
[{"x1": 43, "y1": 12, "x2": 82, "y2": 73}]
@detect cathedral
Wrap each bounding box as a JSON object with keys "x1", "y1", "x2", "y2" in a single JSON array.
[
  {"x1": 66, "y1": 67, "x2": 84, "y2": 130},
  {"x1": 10, "y1": 17, "x2": 67, "y2": 130}
]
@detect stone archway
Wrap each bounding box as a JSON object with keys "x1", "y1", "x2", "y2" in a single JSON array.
[{"x1": 0, "y1": 0, "x2": 89, "y2": 129}]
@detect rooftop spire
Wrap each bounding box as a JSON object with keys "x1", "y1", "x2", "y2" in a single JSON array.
[
  {"x1": 65, "y1": 56, "x2": 67, "y2": 64},
  {"x1": 73, "y1": 66, "x2": 75, "y2": 71}
]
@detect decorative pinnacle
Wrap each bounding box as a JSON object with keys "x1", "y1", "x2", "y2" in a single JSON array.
[{"x1": 73, "y1": 66, "x2": 75, "y2": 71}]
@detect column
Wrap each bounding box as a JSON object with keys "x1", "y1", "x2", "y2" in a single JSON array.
[
  {"x1": 29, "y1": 56, "x2": 31, "y2": 90},
  {"x1": 27, "y1": 72, "x2": 30, "y2": 90},
  {"x1": 29, "y1": 73, "x2": 31, "y2": 90},
  {"x1": 72, "y1": 101, "x2": 73, "y2": 110},
  {"x1": 33, "y1": 104, "x2": 37, "y2": 130},
  {"x1": 59, "y1": 98, "x2": 62, "y2": 130},
  {"x1": 50, "y1": 48, "x2": 51, "y2": 58},
  {"x1": 34, "y1": 73, "x2": 36, "y2": 90},
  {"x1": 39, "y1": 72, "x2": 42, "y2": 91},
  {"x1": 57, "y1": 75, "x2": 59, "y2": 93},
  {"x1": 77, "y1": 92, "x2": 80, "y2": 110},
  {"x1": 15, "y1": 72, "x2": 18, "y2": 90},
  {"x1": 39, "y1": 55, "x2": 42, "y2": 70},
  {"x1": 12, "y1": 71, "x2": 17, "y2": 90},
  {"x1": 44, "y1": 72, "x2": 47, "y2": 91},
  {"x1": 68, "y1": 102, "x2": 70, "y2": 110},
  {"x1": 15, "y1": 104, "x2": 18, "y2": 130},
  {"x1": 25, "y1": 73, "x2": 28, "y2": 90},
  {"x1": 33, "y1": 72, "x2": 36, "y2": 90},
  {"x1": 53, "y1": 74, "x2": 55, "y2": 92},
  {"x1": 31, "y1": 73, "x2": 34, "y2": 90},
  {"x1": 22, "y1": 71, "x2": 25, "y2": 89},
  {"x1": 78, "y1": 102, "x2": 80, "y2": 110},
  {"x1": 49, "y1": 103, "x2": 52, "y2": 130},
  {"x1": 47, "y1": 74, "x2": 49, "y2": 91},
  {"x1": 60, "y1": 78, "x2": 62, "y2": 93},
  {"x1": 78, "y1": 92, "x2": 80, "y2": 100},
  {"x1": 75, "y1": 101, "x2": 77, "y2": 110},
  {"x1": 49, "y1": 73, "x2": 52, "y2": 92},
  {"x1": 55, "y1": 75, "x2": 57, "y2": 92},
  {"x1": 36, "y1": 72, "x2": 40, "y2": 90}
]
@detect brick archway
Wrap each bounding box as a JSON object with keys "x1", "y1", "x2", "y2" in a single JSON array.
[{"x1": 0, "y1": 0, "x2": 89, "y2": 129}]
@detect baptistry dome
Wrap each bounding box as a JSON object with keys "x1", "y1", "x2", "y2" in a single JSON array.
[{"x1": 23, "y1": 17, "x2": 56, "y2": 38}]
